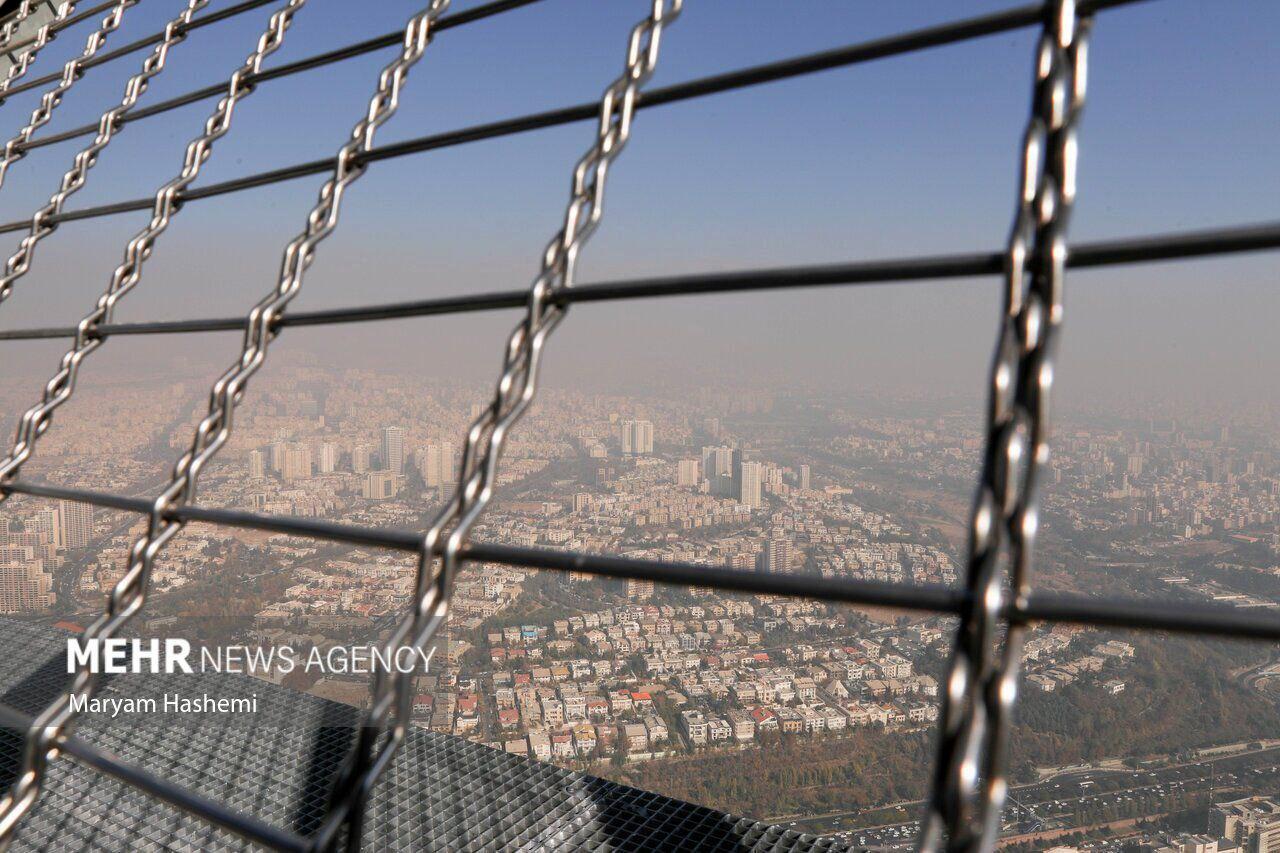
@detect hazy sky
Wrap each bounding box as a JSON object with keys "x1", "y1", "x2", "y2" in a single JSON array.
[{"x1": 0, "y1": 0, "x2": 1274, "y2": 412}]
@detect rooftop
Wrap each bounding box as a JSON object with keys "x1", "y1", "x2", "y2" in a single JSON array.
[{"x1": 0, "y1": 619, "x2": 847, "y2": 851}]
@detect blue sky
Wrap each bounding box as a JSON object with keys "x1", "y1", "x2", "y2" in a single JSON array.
[{"x1": 0, "y1": 0, "x2": 1274, "y2": 409}]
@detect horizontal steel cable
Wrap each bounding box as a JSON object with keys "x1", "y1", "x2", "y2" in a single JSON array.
[
  {"x1": 0, "y1": 480, "x2": 1277, "y2": 641},
  {"x1": 0, "y1": 0, "x2": 314, "y2": 843},
  {"x1": 0, "y1": 0, "x2": 1265, "y2": 849},
  {"x1": 0, "y1": 0, "x2": 121, "y2": 57},
  {"x1": 0, "y1": 0, "x2": 305, "y2": 510},
  {"x1": 0, "y1": 0, "x2": 1160, "y2": 236},
  {"x1": 0, "y1": 220, "x2": 1275, "y2": 341},
  {"x1": 0, "y1": 1, "x2": 451, "y2": 848},
  {"x1": 0, "y1": 2, "x2": 43, "y2": 52},
  {"x1": 0, "y1": 1, "x2": 80, "y2": 101},
  {"x1": 17, "y1": 0, "x2": 549, "y2": 153},
  {"x1": 0, "y1": 0, "x2": 212, "y2": 306},
  {"x1": 0, "y1": 695, "x2": 308, "y2": 850},
  {"x1": 316, "y1": 3, "x2": 680, "y2": 850},
  {"x1": 0, "y1": 0, "x2": 139, "y2": 189},
  {"x1": 0, "y1": 0, "x2": 282, "y2": 100}
]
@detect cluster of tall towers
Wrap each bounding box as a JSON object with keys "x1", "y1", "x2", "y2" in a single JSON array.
[
  {"x1": 247, "y1": 426, "x2": 455, "y2": 489},
  {"x1": 619, "y1": 419, "x2": 654, "y2": 455},
  {"x1": 697, "y1": 446, "x2": 763, "y2": 508}
]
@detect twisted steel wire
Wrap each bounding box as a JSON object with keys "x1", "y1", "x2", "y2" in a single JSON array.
[
  {"x1": 0, "y1": 0, "x2": 211, "y2": 307},
  {"x1": 0, "y1": 2, "x2": 41, "y2": 50},
  {"x1": 319, "y1": 2, "x2": 682, "y2": 850},
  {"x1": 919, "y1": 1, "x2": 1090, "y2": 849},
  {"x1": 0, "y1": 0, "x2": 136, "y2": 189},
  {"x1": 0, "y1": 0, "x2": 449, "y2": 848},
  {"x1": 0, "y1": 1, "x2": 126, "y2": 111},
  {"x1": 0, "y1": 0, "x2": 281, "y2": 104},
  {"x1": 0, "y1": 0, "x2": 293, "y2": 105},
  {"x1": 0, "y1": 0, "x2": 1154, "y2": 241},
  {"x1": 15, "y1": 0, "x2": 550, "y2": 154},
  {"x1": 2, "y1": 1, "x2": 127, "y2": 57},
  {"x1": 0, "y1": 0, "x2": 304, "y2": 501},
  {"x1": 0, "y1": 1, "x2": 316, "y2": 842},
  {"x1": 0, "y1": 218, "x2": 1274, "y2": 342},
  {"x1": 1, "y1": 0, "x2": 1151, "y2": 164},
  {"x1": 0, "y1": 0, "x2": 1269, "y2": 850},
  {"x1": 0, "y1": 1, "x2": 73, "y2": 94}
]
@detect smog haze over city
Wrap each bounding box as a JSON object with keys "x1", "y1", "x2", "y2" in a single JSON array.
[{"x1": 0, "y1": 1, "x2": 1276, "y2": 851}]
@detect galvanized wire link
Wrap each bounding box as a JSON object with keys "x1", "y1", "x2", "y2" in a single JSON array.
[
  {"x1": 1, "y1": 1, "x2": 120, "y2": 107},
  {"x1": 0, "y1": 2, "x2": 43, "y2": 51},
  {"x1": 0, "y1": 0, "x2": 213, "y2": 307},
  {"x1": 0, "y1": 2, "x2": 316, "y2": 842},
  {"x1": 919, "y1": 2, "x2": 1089, "y2": 851},
  {"x1": 2, "y1": 0, "x2": 131, "y2": 186},
  {"x1": 0, "y1": 3, "x2": 30, "y2": 45},
  {"x1": 0, "y1": 0, "x2": 1270, "y2": 849},
  {"x1": 0, "y1": 0, "x2": 446, "y2": 848},
  {"x1": 0, "y1": 0, "x2": 136, "y2": 189},
  {"x1": 318, "y1": 2, "x2": 682, "y2": 850},
  {"x1": 0, "y1": 1, "x2": 74, "y2": 93},
  {"x1": 0, "y1": 0, "x2": 304, "y2": 503},
  {"x1": 0, "y1": 0, "x2": 1156, "y2": 244}
]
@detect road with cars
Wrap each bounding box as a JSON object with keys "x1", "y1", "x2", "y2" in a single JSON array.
[{"x1": 789, "y1": 744, "x2": 1280, "y2": 849}]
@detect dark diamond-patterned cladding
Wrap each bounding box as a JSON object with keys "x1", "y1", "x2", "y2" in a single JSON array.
[{"x1": 0, "y1": 619, "x2": 849, "y2": 852}]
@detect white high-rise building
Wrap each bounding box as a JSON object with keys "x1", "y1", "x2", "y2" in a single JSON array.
[
  {"x1": 759, "y1": 537, "x2": 793, "y2": 574},
  {"x1": 439, "y1": 441, "x2": 456, "y2": 484},
  {"x1": 764, "y1": 464, "x2": 784, "y2": 491},
  {"x1": 637, "y1": 421, "x2": 653, "y2": 454},
  {"x1": 28, "y1": 507, "x2": 61, "y2": 550},
  {"x1": 318, "y1": 442, "x2": 339, "y2": 474},
  {"x1": 382, "y1": 426, "x2": 405, "y2": 474},
  {"x1": 248, "y1": 449, "x2": 266, "y2": 479},
  {"x1": 737, "y1": 460, "x2": 763, "y2": 509},
  {"x1": 705, "y1": 445, "x2": 737, "y2": 497},
  {"x1": 352, "y1": 445, "x2": 372, "y2": 474},
  {"x1": 57, "y1": 500, "x2": 93, "y2": 550},
  {"x1": 414, "y1": 447, "x2": 431, "y2": 484},
  {"x1": 676, "y1": 459, "x2": 700, "y2": 487},
  {"x1": 620, "y1": 420, "x2": 653, "y2": 455},
  {"x1": 418, "y1": 441, "x2": 455, "y2": 486},
  {"x1": 1213, "y1": 797, "x2": 1280, "y2": 851},
  {"x1": 2, "y1": 530, "x2": 56, "y2": 568},
  {"x1": 282, "y1": 445, "x2": 312, "y2": 481},
  {"x1": 799, "y1": 464, "x2": 811, "y2": 491},
  {"x1": 418, "y1": 444, "x2": 442, "y2": 487},
  {"x1": 362, "y1": 471, "x2": 398, "y2": 500},
  {"x1": 0, "y1": 562, "x2": 52, "y2": 614},
  {"x1": 701, "y1": 446, "x2": 733, "y2": 479},
  {"x1": 626, "y1": 578, "x2": 654, "y2": 600},
  {"x1": 270, "y1": 441, "x2": 287, "y2": 473}
]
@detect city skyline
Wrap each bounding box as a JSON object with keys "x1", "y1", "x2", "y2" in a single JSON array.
[
  {"x1": 0, "y1": 2, "x2": 1271, "y2": 408},
  {"x1": 0, "y1": 1, "x2": 1273, "y2": 849},
  {"x1": 1, "y1": 357, "x2": 1276, "y2": 847}
]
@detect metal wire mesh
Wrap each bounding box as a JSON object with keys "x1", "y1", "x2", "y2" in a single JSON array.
[{"x1": 0, "y1": 0, "x2": 1271, "y2": 850}]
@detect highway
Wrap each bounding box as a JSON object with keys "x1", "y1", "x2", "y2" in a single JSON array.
[{"x1": 789, "y1": 744, "x2": 1280, "y2": 849}]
